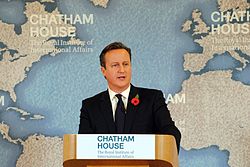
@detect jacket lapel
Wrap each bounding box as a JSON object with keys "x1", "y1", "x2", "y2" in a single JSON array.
[
  {"x1": 124, "y1": 85, "x2": 139, "y2": 133},
  {"x1": 100, "y1": 90, "x2": 116, "y2": 133}
]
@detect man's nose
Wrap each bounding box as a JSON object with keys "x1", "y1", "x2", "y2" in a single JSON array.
[{"x1": 119, "y1": 65, "x2": 125, "y2": 72}]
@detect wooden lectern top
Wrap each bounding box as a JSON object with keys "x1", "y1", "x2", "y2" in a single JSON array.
[{"x1": 63, "y1": 134, "x2": 178, "y2": 167}]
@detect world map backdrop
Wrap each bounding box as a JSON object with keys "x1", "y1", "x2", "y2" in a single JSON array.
[{"x1": 0, "y1": 0, "x2": 249, "y2": 167}]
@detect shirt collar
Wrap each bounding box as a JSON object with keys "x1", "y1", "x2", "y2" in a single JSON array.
[{"x1": 108, "y1": 85, "x2": 131, "y2": 100}]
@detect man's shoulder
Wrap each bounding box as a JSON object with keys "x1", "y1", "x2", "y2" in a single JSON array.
[
  {"x1": 82, "y1": 90, "x2": 107, "y2": 104},
  {"x1": 133, "y1": 86, "x2": 165, "y2": 104},
  {"x1": 135, "y1": 86, "x2": 163, "y2": 95},
  {"x1": 133, "y1": 86, "x2": 165, "y2": 100}
]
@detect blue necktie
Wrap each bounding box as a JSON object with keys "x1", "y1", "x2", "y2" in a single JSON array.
[{"x1": 115, "y1": 94, "x2": 126, "y2": 133}]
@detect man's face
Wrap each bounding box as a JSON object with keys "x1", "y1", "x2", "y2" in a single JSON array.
[{"x1": 101, "y1": 49, "x2": 132, "y2": 93}]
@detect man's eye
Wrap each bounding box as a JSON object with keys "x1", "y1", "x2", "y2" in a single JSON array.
[{"x1": 112, "y1": 64, "x2": 118, "y2": 67}]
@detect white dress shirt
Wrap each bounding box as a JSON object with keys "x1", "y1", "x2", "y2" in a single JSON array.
[{"x1": 108, "y1": 85, "x2": 131, "y2": 120}]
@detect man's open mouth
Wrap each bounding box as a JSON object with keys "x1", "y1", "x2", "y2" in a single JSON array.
[{"x1": 117, "y1": 76, "x2": 126, "y2": 79}]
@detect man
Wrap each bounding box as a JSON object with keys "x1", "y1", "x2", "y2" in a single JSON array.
[{"x1": 78, "y1": 42, "x2": 181, "y2": 152}]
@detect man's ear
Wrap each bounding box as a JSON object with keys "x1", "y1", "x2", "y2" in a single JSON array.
[{"x1": 101, "y1": 66, "x2": 106, "y2": 79}]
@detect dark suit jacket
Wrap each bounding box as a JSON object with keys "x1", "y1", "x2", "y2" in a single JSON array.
[{"x1": 78, "y1": 85, "x2": 181, "y2": 152}]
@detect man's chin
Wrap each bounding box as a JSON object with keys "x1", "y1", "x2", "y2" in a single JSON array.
[{"x1": 114, "y1": 84, "x2": 130, "y2": 91}]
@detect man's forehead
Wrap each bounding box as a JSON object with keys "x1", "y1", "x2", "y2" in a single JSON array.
[
  {"x1": 105, "y1": 50, "x2": 130, "y2": 61},
  {"x1": 110, "y1": 60, "x2": 130, "y2": 63}
]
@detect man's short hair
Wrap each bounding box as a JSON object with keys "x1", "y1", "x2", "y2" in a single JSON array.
[{"x1": 99, "y1": 42, "x2": 131, "y2": 68}]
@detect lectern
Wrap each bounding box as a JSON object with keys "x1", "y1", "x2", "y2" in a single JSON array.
[{"x1": 63, "y1": 134, "x2": 178, "y2": 167}]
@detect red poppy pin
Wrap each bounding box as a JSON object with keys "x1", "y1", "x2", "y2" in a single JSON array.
[{"x1": 131, "y1": 94, "x2": 140, "y2": 106}]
